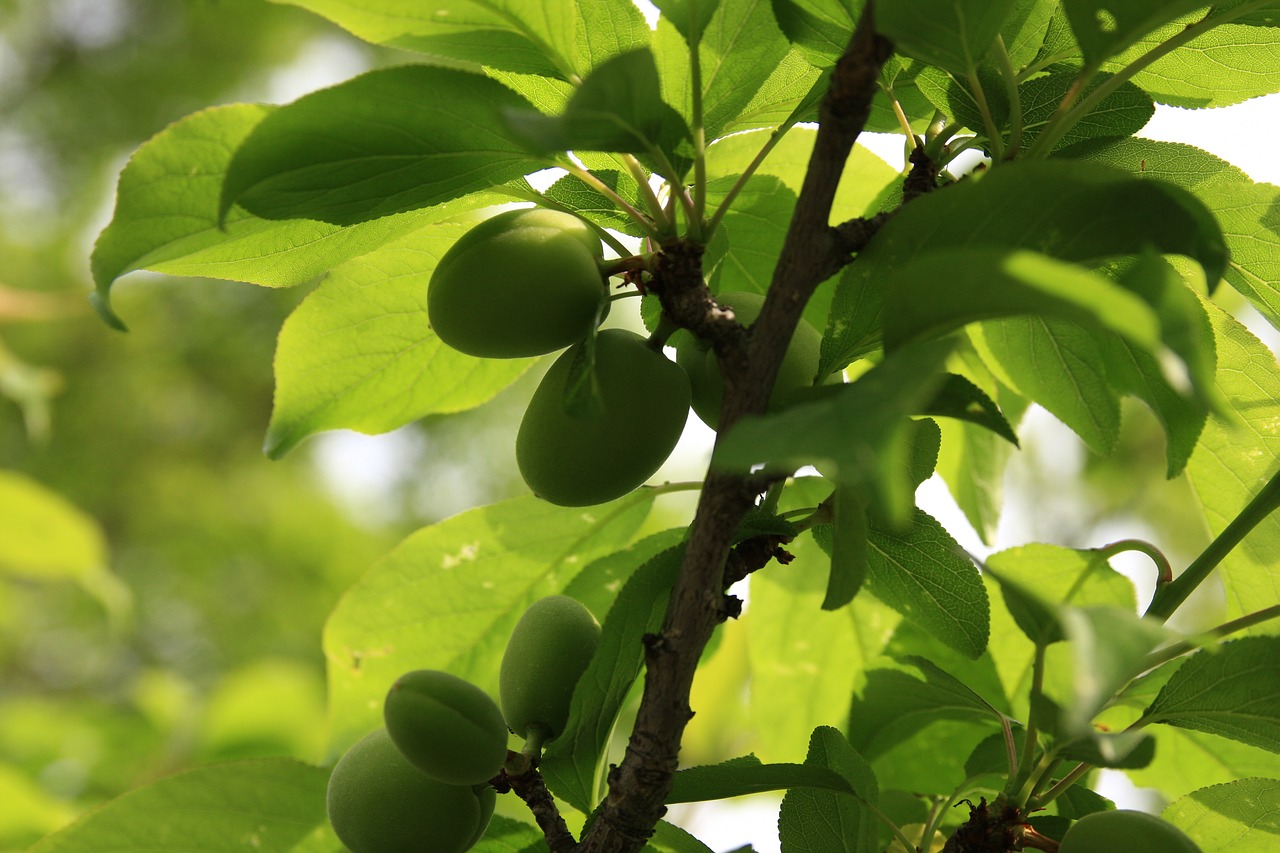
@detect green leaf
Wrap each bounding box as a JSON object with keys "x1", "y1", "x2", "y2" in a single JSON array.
[
  {"x1": 915, "y1": 65, "x2": 1009, "y2": 141},
  {"x1": 1165, "y1": 778, "x2": 1280, "y2": 853},
  {"x1": 972, "y1": 316, "x2": 1121, "y2": 455},
  {"x1": 778, "y1": 727, "x2": 879, "y2": 853},
  {"x1": 1103, "y1": 19, "x2": 1280, "y2": 108},
  {"x1": 89, "y1": 104, "x2": 435, "y2": 329},
  {"x1": 821, "y1": 160, "x2": 1228, "y2": 374},
  {"x1": 1186, "y1": 302, "x2": 1280, "y2": 619},
  {"x1": 651, "y1": 0, "x2": 720, "y2": 46},
  {"x1": 715, "y1": 340, "x2": 953, "y2": 518},
  {"x1": 667, "y1": 754, "x2": 872, "y2": 803},
  {"x1": 541, "y1": 542, "x2": 686, "y2": 811},
  {"x1": 27, "y1": 759, "x2": 333, "y2": 853},
  {"x1": 865, "y1": 510, "x2": 990, "y2": 659},
  {"x1": 543, "y1": 165, "x2": 646, "y2": 236},
  {"x1": 847, "y1": 656, "x2": 1004, "y2": 764},
  {"x1": 276, "y1": 0, "x2": 576, "y2": 78},
  {"x1": 697, "y1": 0, "x2": 795, "y2": 141},
  {"x1": 649, "y1": 821, "x2": 719, "y2": 853},
  {"x1": 984, "y1": 543, "x2": 1137, "y2": 646},
  {"x1": 576, "y1": 0, "x2": 655, "y2": 75},
  {"x1": 1058, "y1": 729, "x2": 1157, "y2": 769},
  {"x1": 1062, "y1": 0, "x2": 1214, "y2": 64},
  {"x1": 770, "y1": 0, "x2": 860, "y2": 68},
  {"x1": 1196, "y1": 177, "x2": 1280, "y2": 329},
  {"x1": 323, "y1": 493, "x2": 652, "y2": 753},
  {"x1": 705, "y1": 175, "x2": 797, "y2": 300},
  {"x1": 265, "y1": 223, "x2": 535, "y2": 458},
  {"x1": 221, "y1": 66, "x2": 545, "y2": 226},
  {"x1": 721, "y1": 51, "x2": 826, "y2": 136},
  {"x1": 1141, "y1": 637, "x2": 1280, "y2": 754},
  {"x1": 1058, "y1": 606, "x2": 1171, "y2": 738},
  {"x1": 503, "y1": 48, "x2": 691, "y2": 168},
  {"x1": 883, "y1": 248, "x2": 1163, "y2": 356},
  {"x1": 1060, "y1": 136, "x2": 1249, "y2": 186},
  {"x1": 1018, "y1": 71, "x2": 1155, "y2": 152},
  {"x1": 823, "y1": 486, "x2": 869, "y2": 611},
  {"x1": 924, "y1": 374, "x2": 1019, "y2": 446},
  {"x1": 1129, "y1": 727, "x2": 1280, "y2": 801},
  {"x1": 472, "y1": 816, "x2": 546, "y2": 851},
  {"x1": 878, "y1": 0, "x2": 1019, "y2": 76}
]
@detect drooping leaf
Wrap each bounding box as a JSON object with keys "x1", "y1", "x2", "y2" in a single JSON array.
[
  {"x1": 847, "y1": 656, "x2": 1005, "y2": 765},
  {"x1": 972, "y1": 316, "x2": 1121, "y2": 455},
  {"x1": 503, "y1": 48, "x2": 691, "y2": 171},
  {"x1": 541, "y1": 542, "x2": 686, "y2": 811},
  {"x1": 777, "y1": 727, "x2": 879, "y2": 853},
  {"x1": 865, "y1": 510, "x2": 990, "y2": 659},
  {"x1": 323, "y1": 493, "x2": 652, "y2": 753},
  {"x1": 822, "y1": 485, "x2": 869, "y2": 611},
  {"x1": 89, "y1": 104, "x2": 440, "y2": 329},
  {"x1": 649, "y1": 821, "x2": 719, "y2": 853},
  {"x1": 26, "y1": 759, "x2": 333, "y2": 853},
  {"x1": 275, "y1": 0, "x2": 576, "y2": 78},
  {"x1": 821, "y1": 160, "x2": 1228, "y2": 373},
  {"x1": 923, "y1": 374, "x2": 1019, "y2": 446},
  {"x1": 1164, "y1": 777, "x2": 1280, "y2": 853},
  {"x1": 265, "y1": 223, "x2": 536, "y2": 458},
  {"x1": 1141, "y1": 637, "x2": 1280, "y2": 754},
  {"x1": 221, "y1": 66, "x2": 546, "y2": 226},
  {"x1": 883, "y1": 248, "x2": 1163, "y2": 357},
  {"x1": 1062, "y1": 0, "x2": 1215, "y2": 64},
  {"x1": 878, "y1": 0, "x2": 1019, "y2": 76}
]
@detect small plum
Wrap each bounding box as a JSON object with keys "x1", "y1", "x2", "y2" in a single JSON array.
[
  {"x1": 383, "y1": 669, "x2": 508, "y2": 786},
  {"x1": 499, "y1": 595, "x2": 602, "y2": 742},
  {"x1": 428, "y1": 208, "x2": 606, "y2": 358}
]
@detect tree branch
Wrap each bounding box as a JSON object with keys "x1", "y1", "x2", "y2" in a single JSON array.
[{"x1": 574, "y1": 6, "x2": 893, "y2": 853}]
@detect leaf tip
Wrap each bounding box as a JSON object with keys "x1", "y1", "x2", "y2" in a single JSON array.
[{"x1": 88, "y1": 290, "x2": 129, "y2": 332}]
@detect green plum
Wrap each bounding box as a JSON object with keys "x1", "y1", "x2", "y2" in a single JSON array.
[
  {"x1": 672, "y1": 290, "x2": 828, "y2": 429},
  {"x1": 499, "y1": 595, "x2": 602, "y2": 741},
  {"x1": 428, "y1": 208, "x2": 606, "y2": 358},
  {"x1": 516, "y1": 328, "x2": 691, "y2": 506},
  {"x1": 383, "y1": 669, "x2": 508, "y2": 785},
  {"x1": 1060, "y1": 809, "x2": 1202, "y2": 853},
  {"x1": 326, "y1": 728, "x2": 496, "y2": 853}
]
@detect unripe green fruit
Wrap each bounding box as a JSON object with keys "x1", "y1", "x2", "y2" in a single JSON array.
[
  {"x1": 516, "y1": 328, "x2": 691, "y2": 506},
  {"x1": 383, "y1": 669, "x2": 508, "y2": 785},
  {"x1": 500, "y1": 595, "x2": 602, "y2": 741},
  {"x1": 326, "y1": 728, "x2": 495, "y2": 853},
  {"x1": 1060, "y1": 809, "x2": 1201, "y2": 853},
  {"x1": 428, "y1": 208, "x2": 606, "y2": 358},
  {"x1": 672, "y1": 291, "x2": 826, "y2": 429}
]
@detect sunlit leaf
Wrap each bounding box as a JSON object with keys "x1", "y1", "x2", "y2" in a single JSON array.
[
  {"x1": 221, "y1": 66, "x2": 545, "y2": 226},
  {"x1": 90, "y1": 104, "x2": 438, "y2": 329},
  {"x1": 323, "y1": 493, "x2": 652, "y2": 752},
  {"x1": 1165, "y1": 777, "x2": 1280, "y2": 853},
  {"x1": 27, "y1": 759, "x2": 333, "y2": 853},
  {"x1": 778, "y1": 727, "x2": 879, "y2": 853},
  {"x1": 266, "y1": 223, "x2": 536, "y2": 458},
  {"x1": 1141, "y1": 637, "x2": 1280, "y2": 754},
  {"x1": 275, "y1": 0, "x2": 577, "y2": 77}
]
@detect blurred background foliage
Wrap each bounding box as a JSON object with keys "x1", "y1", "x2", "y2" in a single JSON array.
[
  {"x1": 0, "y1": 2, "x2": 545, "y2": 849},
  {"x1": 0, "y1": 1, "x2": 1237, "y2": 851}
]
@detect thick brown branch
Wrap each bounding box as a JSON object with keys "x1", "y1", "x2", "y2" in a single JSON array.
[{"x1": 574, "y1": 6, "x2": 893, "y2": 853}]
